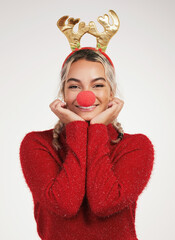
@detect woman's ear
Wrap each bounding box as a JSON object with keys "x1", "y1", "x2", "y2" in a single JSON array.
[
  {"x1": 62, "y1": 94, "x2": 67, "y2": 107},
  {"x1": 109, "y1": 91, "x2": 114, "y2": 101},
  {"x1": 63, "y1": 92, "x2": 66, "y2": 103}
]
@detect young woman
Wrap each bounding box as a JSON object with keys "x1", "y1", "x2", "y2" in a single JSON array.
[{"x1": 19, "y1": 48, "x2": 154, "y2": 240}]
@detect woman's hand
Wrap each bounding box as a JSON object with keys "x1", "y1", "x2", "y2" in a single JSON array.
[
  {"x1": 90, "y1": 97, "x2": 124, "y2": 125},
  {"x1": 49, "y1": 99, "x2": 85, "y2": 125}
]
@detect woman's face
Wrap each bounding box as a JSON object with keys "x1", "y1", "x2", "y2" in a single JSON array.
[{"x1": 63, "y1": 59, "x2": 114, "y2": 121}]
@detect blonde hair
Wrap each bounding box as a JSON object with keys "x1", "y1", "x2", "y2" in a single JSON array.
[{"x1": 52, "y1": 49, "x2": 124, "y2": 150}]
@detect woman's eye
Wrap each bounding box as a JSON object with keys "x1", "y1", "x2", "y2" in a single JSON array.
[
  {"x1": 68, "y1": 85, "x2": 79, "y2": 89},
  {"x1": 94, "y1": 84, "x2": 104, "y2": 88}
]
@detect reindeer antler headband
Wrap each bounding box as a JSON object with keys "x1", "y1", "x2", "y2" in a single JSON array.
[{"x1": 57, "y1": 10, "x2": 120, "y2": 68}]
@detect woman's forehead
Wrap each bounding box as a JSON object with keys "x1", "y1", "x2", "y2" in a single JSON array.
[{"x1": 67, "y1": 60, "x2": 105, "y2": 77}]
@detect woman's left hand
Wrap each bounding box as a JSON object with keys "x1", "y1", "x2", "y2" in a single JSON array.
[{"x1": 90, "y1": 97, "x2": 124, "y2": 125}]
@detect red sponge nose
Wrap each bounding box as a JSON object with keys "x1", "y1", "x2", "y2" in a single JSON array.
[{"x1": 76, "y1": 91, "x2": 96, "y2": 107}]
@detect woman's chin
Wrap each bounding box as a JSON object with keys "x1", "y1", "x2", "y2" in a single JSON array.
[{"x1": 80, "y1": 114, "x2": 95, "y2": 121}]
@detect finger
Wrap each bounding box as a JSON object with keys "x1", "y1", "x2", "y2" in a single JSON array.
[
  {"x1": 108, "y1": 100, "x2": 124, "y2": 112},
  {"x1": 108, "y1": 100, "x2": 120, "y2": 107},
  {"x1": 108, "y1": 101, "x2": 113, "y2": 107},
  {"x1": 50, "y1": 103, "x2": 63, "y2": 116},
  {"x1": 54, "y1": 101, "x2": 66, "y2": 112},
  {"x1": 49, "y1": 99, "x2": 60, "y2": 108},
  {"x1": 55, "y1": 100, "x2": 66, "y2": 107},
  {"x1": 112, "y1": 97, "x2": 122, "y2": 102},
  {"x1": 50, "y1": 99, "x2": 65, "y2": 109},
  {"x1": 113, "y1": 99, "x2": 124, "y2": 106}
]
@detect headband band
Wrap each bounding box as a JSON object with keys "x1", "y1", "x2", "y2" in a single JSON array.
[{"x1": 61, "y1": 47, "x2": 114, "y2": 69}]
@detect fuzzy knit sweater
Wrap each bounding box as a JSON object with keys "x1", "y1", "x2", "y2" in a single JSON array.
[{"x1": 19, "y1": 121, "x2": 154, "y2": 240}]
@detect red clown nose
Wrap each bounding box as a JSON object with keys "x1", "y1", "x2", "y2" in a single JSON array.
[{"x1": 76, "y1": 91, "x2": 96, "y2": 107}]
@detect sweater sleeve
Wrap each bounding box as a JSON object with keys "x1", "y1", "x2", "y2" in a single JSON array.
[
  {"x1": 86, "y1": 124, "x2": 154, "y2": 218},
  {"x1": 19, "y1": 121, "x2": 88, "y2": 218}
]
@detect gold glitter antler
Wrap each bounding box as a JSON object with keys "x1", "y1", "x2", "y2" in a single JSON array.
[
  {"x1": 57, "y1": 15, "x2": 89, "y2": 51},
  {"x1": 88, "y1": 10, "x2": 120, "y2": 52}
]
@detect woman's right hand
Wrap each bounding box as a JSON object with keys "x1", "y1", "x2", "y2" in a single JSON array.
[{"x1": 49, "y1": 99, "x2": 85, "y2": 125}]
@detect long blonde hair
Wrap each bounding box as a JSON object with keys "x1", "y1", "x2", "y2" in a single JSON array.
[{"x1": 52, "y1": 49, "x2": 124, "y2": 150}]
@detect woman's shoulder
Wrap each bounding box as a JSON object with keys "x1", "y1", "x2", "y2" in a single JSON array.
[
  {"x1": 24, "y1": 128, "x2": 53, "y2": 136},
  {"x1": 121, "y1": 131, "x2": 154, "y2": 151},
  {"x1": 20, "y1": 128, "x2": 54, "y2": 147},
  {"x1": 111, "y1": 132, "x2": 155, "y2": 165},
  {"x1": 123, "y1": 131, "x2": 152, "y2": 141}
]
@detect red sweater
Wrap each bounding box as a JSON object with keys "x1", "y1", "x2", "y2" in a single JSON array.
[{"x1": 19, "y1": 121, "x2": 154, "y2": 240}]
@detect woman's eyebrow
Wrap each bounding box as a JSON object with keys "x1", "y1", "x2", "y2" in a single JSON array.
[{"x1": 66, "y1": 77, "x2": 106, "y2": 83}]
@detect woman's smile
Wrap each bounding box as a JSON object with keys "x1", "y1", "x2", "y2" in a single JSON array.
[{"x1": 75, "y1": 104, "x2": 99, "y2": 111}]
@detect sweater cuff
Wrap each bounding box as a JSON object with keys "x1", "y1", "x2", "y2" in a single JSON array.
[
  {"x1": 65, "y1": 121, "x2": 88, "y2": 146},
  {"x1": 88, "y1": 123, "x2": 109, "y2": 146}
]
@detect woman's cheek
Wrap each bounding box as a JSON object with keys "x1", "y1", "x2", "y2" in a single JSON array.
[{"x1": 65, "y1": 90, "x2": 77, "y2": 103}]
